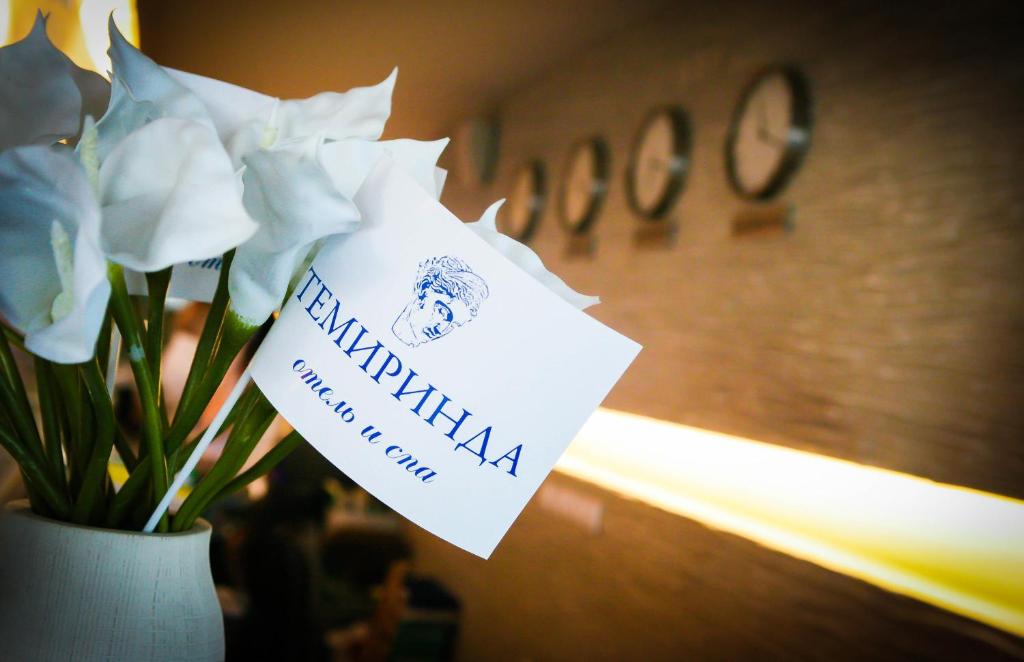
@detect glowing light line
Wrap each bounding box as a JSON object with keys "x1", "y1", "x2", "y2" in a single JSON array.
[{"x1": 556, "y1": 408, "x2": 1024, "y2": 637}]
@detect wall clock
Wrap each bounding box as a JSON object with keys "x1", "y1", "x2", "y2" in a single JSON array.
[
  {"x1": 498, "y1": 160, "x2": 545, "y2": 243},
  {"x1": 558, "y1": 137, "x2": 609, "y2": 235},
  {"x1": 626, "y1": 106, "x2": 691, "y2": 220},
  {"x1": 725, "y1": 66, "x2": 812, "y2": 200},
  {"x1": 454, "y1": 116, "x2": 499, "y2": 187}
]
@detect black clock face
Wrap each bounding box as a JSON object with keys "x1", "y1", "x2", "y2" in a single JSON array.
[
  {"x1": 626, "y1": 106, "x2": 691, "y2": 220},
  {"x1": 726, "y1": 66, "x2": 812, "y2": 200},
  {"x1": 558, "y1": 137, "x2": 609, "y2": 234},
  {"x1": 498, "y1": 161, "x2": 544, "y2": 243}
]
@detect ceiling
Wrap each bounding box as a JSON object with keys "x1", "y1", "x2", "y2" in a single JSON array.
[{"x1": 138, "y1": 0, "x2": 671, "y2": 140}]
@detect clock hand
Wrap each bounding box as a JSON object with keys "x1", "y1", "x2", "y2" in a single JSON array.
[
  {"x1": 755, "y1": 95, "x2": 787, "y2": 146},
  {"x1": 757, "y1": 94, "x2": 770, "y2": 132},
  {"x1": 757, "y1": 125, "x2": 787, "y2": 147}
]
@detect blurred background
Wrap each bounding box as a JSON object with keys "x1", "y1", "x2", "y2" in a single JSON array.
[{"x1": 3, "y1": 0, "x2": 1024, "y2": 659}]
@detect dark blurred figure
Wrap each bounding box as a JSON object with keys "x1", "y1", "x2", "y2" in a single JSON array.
[{"x1": 230, "y1": 474, "x2": 332, "y2": 662}]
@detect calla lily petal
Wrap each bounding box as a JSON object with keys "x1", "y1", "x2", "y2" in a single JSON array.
[
  {"x1": 319, "y1": 137, "x2": 449, "y2": 199},
  {"x1": 164, "y1": 67, "x2": 397, "y2": 168},
  {"x1": 67, "y1": 60, "x2": 111, "y2": 138},
  {"x1": 98, "y1": 117, "x2": 258, "y2": 272},
  {"x1": 164, "y1": 67, "x2": 277, "y2": 147},
  {"x1": 276, "y1": 68, "x2": 396, "y2": 143},
  {"x1": 106, "y1": 16, "x2": 209, "y2": 126},
  {"x1": 157, "y1": 64, "x2": 401, "y2": 312},
  {"x1": 229, "y1": 142, "x2": 362, "y2": 325},
  {"x1": 434, "y1": 168, "x2": 449, "y2": 198},
  {"x1": 467, "y1": 200, "x2": 600, "y2": 310},
  {"x1": 0, "y1": 146, "x2": 109, "y2": 363},
  {"x1": 92, "y1": 75, "x2": 158, "y2": 162},
  {"x1": 0, "y1": 12, "x2": 110, "y2": 150}
]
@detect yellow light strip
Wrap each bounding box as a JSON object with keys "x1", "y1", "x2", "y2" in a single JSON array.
[
  {"x1": 556, "y1": 408, "x2": 1024, "y2": 637},
  {"x1": 6, "y1": 0, "x2": 139, "y2": 73}
]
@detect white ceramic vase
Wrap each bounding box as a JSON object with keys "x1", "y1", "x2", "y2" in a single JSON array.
[{"x1": 0, "y1": 500, "x2": 224, "y2": 661}]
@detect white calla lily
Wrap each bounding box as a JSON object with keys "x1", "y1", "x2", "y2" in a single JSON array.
[
  {"x1": 0, "y1": 12, "x2": 110, "y2": 151},
  {"x1": 105, "y1": 17, "x2": 210, "y2": 126},
  {"x1": 162, "y1": 62, "x2": 444, "y2": 325},
  {"x1": 98, "y1": 117, "x2": 258, "y2": 271},
  {"x1": 85, "y1": 20, "x2": 257, "y2": 269},
  {"x1": 229, "y1": 138, "x2": 361, "y2": 326},
  {"x1": 467, "y1": 200, "x2": 600, "y2": 310},
  {"x1": 319, "y1": 137, "x2": 449, "y2": 199},
  {"x1": 0, "y1": 146, "x2": 110, "y2": 363},
  {"x1": 0, "y1": 113, "x2": 256, "y2": 363},
  {"x1": 88, "y1": 22, "x2": 257, "y2": 272},
  {"x1": 228, "y1": 135, "x2": 450, "y2": 326},
  {"x1": 92, "y1": 19, "x2": 211, "y2": 162},
  {"x1": 0, "y1": 22, "x2": 260, "y2": 362},
  {"x1": 164, "y1": 66, "x2": 397, "y2": 168}
]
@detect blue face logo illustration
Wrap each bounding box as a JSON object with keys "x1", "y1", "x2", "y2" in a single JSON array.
[{"x1": 392, "y1": 256, "x2": 489, "y2": 347}]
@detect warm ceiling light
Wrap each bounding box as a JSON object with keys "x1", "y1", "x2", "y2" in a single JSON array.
[
  {"x1": 557, "y1": 408, "x2": 1024, "y2": 637},
  {"x1": 1, "y1": 4, "x2": 10, "y2": 47},
  {"x1": 5, "y1": 0, "x2": 139, "y2": 75}
]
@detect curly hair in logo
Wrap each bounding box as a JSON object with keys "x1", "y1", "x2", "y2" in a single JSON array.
[{"x1": 392, "y1": 256, "x2": 489, "y2": 347}]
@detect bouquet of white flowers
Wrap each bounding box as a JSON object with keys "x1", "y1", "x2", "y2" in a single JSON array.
[{"x1": 0, "y1": 13, "x2": 594, "y2": 535}]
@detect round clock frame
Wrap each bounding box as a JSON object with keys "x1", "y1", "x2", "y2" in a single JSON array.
[
  {"x1": 626, "y1": 105, "x2": 692, "y2": 222},
  {"x1": 557, "y1": 136, "x2": 610, "y2": 236},
  {"x1": 725, "y1": 65, "x2": 813, "y2": 201},
  {"x1": 499, "y1": 160, "x2": 546, "y2": 243}
]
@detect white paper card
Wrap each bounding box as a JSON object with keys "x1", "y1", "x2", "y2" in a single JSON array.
[
  {"x1": 250, "y1": 159, "x2": 641, "y2": 558},
  {"x1": 124, "y1": 259, "x2": 221, "y2": 302}
]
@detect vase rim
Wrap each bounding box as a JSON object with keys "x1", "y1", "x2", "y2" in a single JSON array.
[{"x1": 3, "y1": 499, "x2": 211, "y2": 538}]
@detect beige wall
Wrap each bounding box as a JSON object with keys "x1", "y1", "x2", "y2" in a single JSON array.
[
  {"x1": 438, "y1": 1, "x2": 1024, "y2": 499},
  {"x1": 416, "y1": 1, "x2": 1024, "y2": 659}
]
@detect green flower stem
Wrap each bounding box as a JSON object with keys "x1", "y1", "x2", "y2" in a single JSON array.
[
  {"x1": 0, "y1": 376, "x2": 47, "y2": 472},
  {"x1": 174, "y1": 251, "x2": 233, "y2": 425},
  {"x1": 104, "y1": 458, "x2": 150, "y2": 528},
  {"x1": 144, "y1": 268, "x2": 172, "y2": 430},
  {"x1": 71, "y1": 359, "x2": 116, "y2": 524},
  {"x1": 212, "y1": 429, "x2": 302, "y2": 502},
  {"x1": 108, "y1": 430, "x2": 212, "y2": 529},
  {"x1": 33, "y1": 358, "x2": 69, "y2": 498},
  {"x1": 0, "y1": 400, "x2": 44, "y2": 517},
  {"x1": 166, "y1": 382, "x2": 260, "y2": 474},
  {"x1": 112, "y1": 426, "x2": 138, "y2": 472},
  {"x1": 77, "y1": 374, "x2": 97, "y2": 476},
  {"x1": 50, "y1": 363, "x2": 85, "y2": 492},
  {"x1": 96, "y1": 307, "x2": 112, "y2": 381},
  {"x1": 213, "y1": 382, "x2": 262, "y2": 440},
  {"x1": 108, "y1": 264, "x2": 167, "y2": 529},
  {"x1": 172, "y1": 390, "x2": 277, "y2": 531},
  {"x1": 105, "y1": 379, "x2": 257, "y2": 531},
  {"x1": 0, "y1": 330, "x2": 44, "y2": 464},
  {"x1": 1, "y1": 323, "x2": 26, "y2": 352},
  {"x1": 0, "y1": 425, "x2": 69, "y2": 519},
  {"x1": 165, "y1": 308, "x2": 257, "y2": 455}
]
